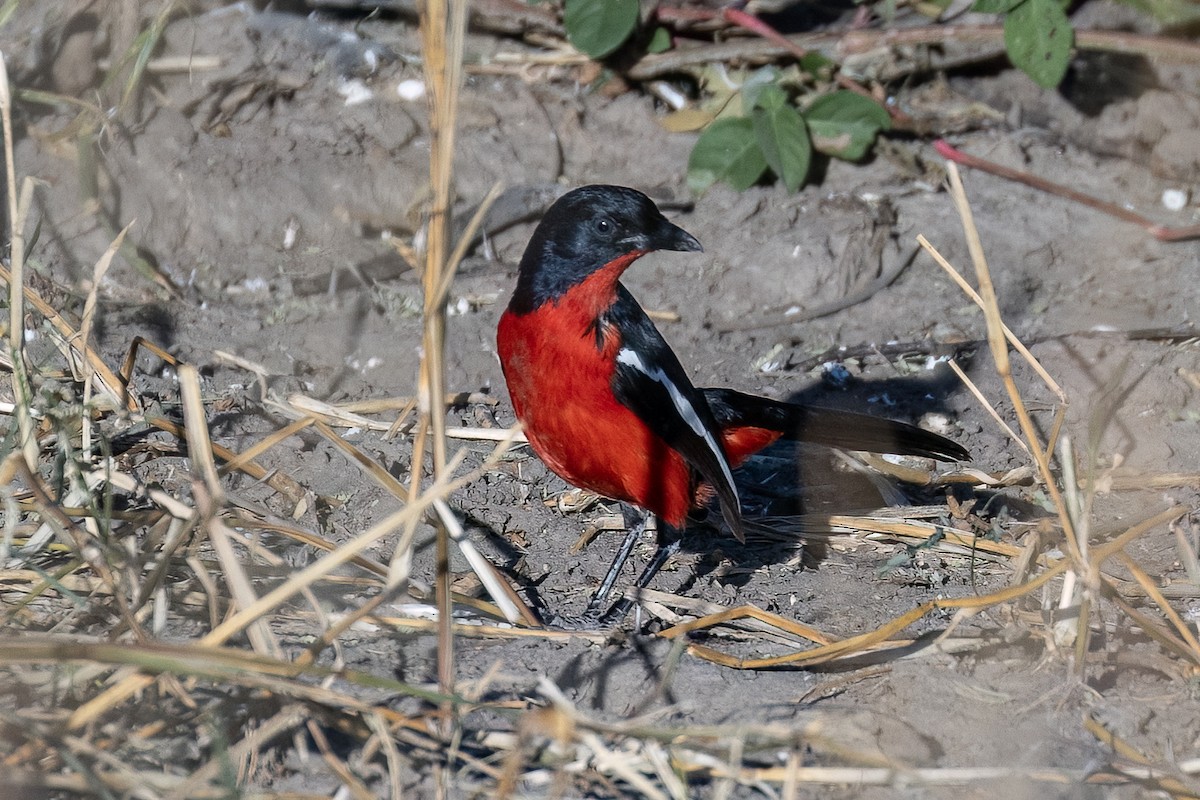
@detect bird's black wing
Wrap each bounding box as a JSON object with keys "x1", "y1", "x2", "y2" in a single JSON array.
[
  {"x1": 702, "y1": 387, "x2": 969, "y2": 461},
  {"x1": 606, "y1": 286, "x2": 745, "y2": 541}
]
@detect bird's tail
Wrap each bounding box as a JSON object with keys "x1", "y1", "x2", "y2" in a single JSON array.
[{"x1": 701, "y1": 388, "x2": 969, "y2": 466}]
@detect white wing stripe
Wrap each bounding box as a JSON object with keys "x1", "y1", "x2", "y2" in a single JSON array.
[{"x1": 616, "y1": 348, "x2": 739, "y2": 502}]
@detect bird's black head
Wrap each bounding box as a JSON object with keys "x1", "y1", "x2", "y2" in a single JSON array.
[{"x1": 507, "y1": 185, "x2": 702, "y2": 314}]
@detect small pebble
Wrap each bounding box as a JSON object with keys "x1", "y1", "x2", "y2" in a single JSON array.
[
  {"x1": 1162, "y1": 188, "x2": 1189, "y2": 211},
  {"x1": 397, "y1": 79, "x2": 425, "y2": 102},
  {"x1": 338, "y1": 79, "x2": 373, "y2": 106}
]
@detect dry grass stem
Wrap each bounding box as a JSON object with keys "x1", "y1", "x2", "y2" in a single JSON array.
[
  {"x1": 432, "y1": 495, "x2": 535, "y2": 625},
  {"x1": 0, "y1": 275, "x2": 137, "y2": 408},
  {"x1": 666, "y1": 505, "x2": 1188, "y2": 669},
  {"x1": 917, "y1": 233, "x2": 1065, "y2": 401},
  {"x1": 946, "y1": 358, "x2": 1030, "y2": 454},
  {"x1": 942, "y1": 165, "x2": 1080, "y2": 564},
  {"x1": 66, "y1": 445, "x2": 482, "y2": 731},
  {"x1": 3, "y1": 42, "x2": 37, "y2": 470}
]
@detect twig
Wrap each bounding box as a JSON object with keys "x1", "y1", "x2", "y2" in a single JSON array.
[
  {"x1": 627, "y1": 24, "x2": 1200, "y2": 81},
  {"x1": 935, "y1": 140, "x2": 1200, "y2": 243}
]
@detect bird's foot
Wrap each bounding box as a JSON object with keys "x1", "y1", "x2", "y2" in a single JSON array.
[{"x1": 543, "y1": 597, "x2": 636, "y2": 630}]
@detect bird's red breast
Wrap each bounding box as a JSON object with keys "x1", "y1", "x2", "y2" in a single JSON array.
[{"x1": 497, "y1": 252, "x2": 697, "y2": 528}]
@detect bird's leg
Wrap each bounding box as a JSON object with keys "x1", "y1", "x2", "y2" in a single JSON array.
[
  {"x1": 584, "y1": 504, "x2": 648, "y2": 616},
  {"x1": 598, "y1": 522, "x2": 683, "y2": 626}
]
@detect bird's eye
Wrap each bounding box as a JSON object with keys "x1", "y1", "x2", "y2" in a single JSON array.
[{"x1": 593, "y1": 218, "x2": 613, "y2": 235}]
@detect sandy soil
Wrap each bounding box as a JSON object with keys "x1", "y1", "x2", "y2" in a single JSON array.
[{"x1": 3, "y1": 2, "x2": 1200, "y2": 798}]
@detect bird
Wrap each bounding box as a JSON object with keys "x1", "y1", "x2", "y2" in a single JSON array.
[{"x1": 496, "y1": 185, "x2": 968, "y2": 625}]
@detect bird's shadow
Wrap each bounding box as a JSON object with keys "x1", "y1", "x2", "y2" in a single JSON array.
[{"x1": 679, "y1": 365, "x2": 971, "y2": 587}]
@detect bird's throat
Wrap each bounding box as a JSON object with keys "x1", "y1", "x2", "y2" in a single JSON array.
[{"x1": 556, "y1": 250, "x2": 647, "y2": 320}]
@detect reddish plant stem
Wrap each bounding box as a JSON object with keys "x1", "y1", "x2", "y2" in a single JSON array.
[
  {"x1": 655, "y1": 5, "x2": 912, "y2": 126},
  {"x1": 934, "y1": 140, "x2": 1200, "y2": 243}
]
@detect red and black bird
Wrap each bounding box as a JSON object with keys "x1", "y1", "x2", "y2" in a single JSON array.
[{"x1": 497, "y1": 185, "x2": 967, "y2": 623}]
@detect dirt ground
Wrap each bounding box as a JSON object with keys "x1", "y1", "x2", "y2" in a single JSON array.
[{"x1": 3, "y1": 1, "x2": 1200, "y2": 798}]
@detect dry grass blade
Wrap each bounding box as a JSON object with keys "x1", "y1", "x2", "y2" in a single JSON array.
[
  {"x1": 165, "y1": 705, "x2": 309, "y2": 800},
  {"x1": 1173, "y1": 517, "x2": 1200, "y2": 585},
  {"x1": 312, "y1": 417, "x2": 410, "y2": 500},
  {"x1": 370, "y1": 613, "x2": 607, "y2": 642},
  {"x1": 580, "y1": 731, "x2": 672, "y2": 800},
  {"x1": 217, "y1": 415, "x2": 316, "y2": 480},
  {"x1": 709, "y1": 765, "x2": 1093, "y2": 787},
  {"x1": 941, "y1": 164, "x2": 1080, "y2": 568},
  {"x1": 824, "y1": 513, "x2": 1022, "y2": 559},
  {"x1": 339, "y1": 391, "x2": 498, "y2": 414},
  {"x1": 1, "y1": 262, "x2": 138, "y2": 410},
  {"x1": 364, "y1": 711, "x2": 405, "y2": 800},
  {"x1": 1084, "y1": 714, "x2": 1200, "y2": 799},
  {"x1": 283, "y1": 393, "x2": 379, "y2": 429},
  {"x1": 66, "y1": 438, "x2": 495, "y2": 729},
  {"x1": 667, "y1": 505, "x2": 1188, "y2": 669},
  {"x1": 77, "y1": 222, "x2": 133, "y2": 454},
  {"x1": 1100, "y1": 577, "x2": 1200, "y2": 668},
  {"x1": 1, "y1": 636, "x2": 456, "y2": 708},
  {"x1": 0, "y1": 768, "x2": 331, "y2": 800},
  {"x1": 3, "y1": 40, "x2": 37, "y2": 470},
  {"x1": 750, "y1": 510, "x2": 1024, "y2": 561},
  {"x1": 95, "y1": 466, "x2": 194, "y2": 520},
  {"x1": 179, "y1": 365, "x2": 222, "y2": 498},
  {"x1": 946, "y1": 358, "x2": 1030, "y2": 454},
  {"x1": 432, "y1": 496, "x2": 536, "y2": 625},
  {"x1": 1113, "y1": 554, "x2": 1200, "y2": 662},
  {"x1": 660, "y1": 604, "x2": 836, "y2": 646},
  {"x1": 917, "y1": 233, "x2": 1064, "y2": 401},
  {"x1": 142, "y1": 412, "x2": 306, "y2": 504},
  {"x1": 417, "y1": 0, "x2": 469, "y2": 732},
  {"x1": 437, "y1": 181, "x2": 505, "y2": 305},
  {"x1": 307, "y1": 416, "x2": 533, "y2": 624},
  {"x1": 279, "y1": 393, "x2": 522, "y2": 443},
  {"x1": 180, "y1": 364, "x2": 280, "y2": 658},
  {"x1": 307, "y1": 719, "x2": 377, "y2": 800}
]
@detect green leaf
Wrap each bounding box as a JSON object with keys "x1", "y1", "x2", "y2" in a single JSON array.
[
  {"x1": 687, "y1": 117, "x2": 768, "y2": 193},
  {"x1": 798, "y1": 52, "x2": 835, "y2": 78},
  {"x1": 647, "y1": 26, "x2": 672, "y2": 54},
  {"x1": 752, "y1": 104, "x2": 811, "y2": 192},
  {"x1": 749, "y1": 82, "x2": 788, "y2": 112},
  {"x1": 804, "y1": 91, "x2": 891, "y2": 161},
  {"x1": 564, "y1": 0, "x2": 639, "y2": 59},
  {"x1": 971, "y1": 0, "x2": 1025, "y2": 12},
  {"x1": 739, "y1": 67, "x2": 782, "y2": 112},
  {"x1": 1004, "y1": 0, "x2": 1073, "y2": 88}
]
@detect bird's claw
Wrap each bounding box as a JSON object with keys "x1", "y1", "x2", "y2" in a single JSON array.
[{"x1": 544, "y1": 598, "x2": 635, "y2": 630}]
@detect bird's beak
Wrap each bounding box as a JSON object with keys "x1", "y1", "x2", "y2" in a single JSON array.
[{"x1": 653, "y1": 218, "x2": 703, "y2": 254}]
